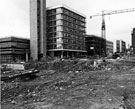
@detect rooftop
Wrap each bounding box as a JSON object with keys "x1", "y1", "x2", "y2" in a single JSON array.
[
  {"x1": 86, "y1": 35, "x2": 104, "y2": 39},
  {"x1": 0, "y1": 36, "x2": 30, "y2": 40},
  {"x1": 47, "y1": 4, "x2": 86, "y2": 17}
]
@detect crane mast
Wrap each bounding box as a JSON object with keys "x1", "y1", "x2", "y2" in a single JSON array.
[{"x1": 90, "y1": 8, "x2": 135, "y2": 39}]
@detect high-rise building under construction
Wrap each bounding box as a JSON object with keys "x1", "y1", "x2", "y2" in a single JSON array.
[
  {"x1": 30, "y1": 0, "x2": 86, "y2": 60},
  {"x1": 46, "y1": 5, "x2": 86, "y2": 58}
]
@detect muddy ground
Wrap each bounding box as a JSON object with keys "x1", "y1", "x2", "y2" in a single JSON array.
[{"x1": 1, "y1": 57, "x2": 135, "y2": 109}]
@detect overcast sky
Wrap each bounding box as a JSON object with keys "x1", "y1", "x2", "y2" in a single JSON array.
[{"x1": 0, "y1": 0, "x2": 135, "y2": 46}]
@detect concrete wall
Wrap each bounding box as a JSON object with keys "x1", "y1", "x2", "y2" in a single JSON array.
[
  {"x1": 106, "y1": 40, "x2": 113, "y2": 54},
  {"x1": 40, "y1": 0, "x2": 46, "y2": 59},
  {"x1": 30, "y1": 0, "x2": 46, "y2": 60},
  {"x1": 30, "y1": 0, "x2": 38, "y2": 60}
]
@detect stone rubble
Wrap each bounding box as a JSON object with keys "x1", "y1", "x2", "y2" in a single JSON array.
[{"x1": 1, "y1": 58, "x2": 135, "y2": 109}]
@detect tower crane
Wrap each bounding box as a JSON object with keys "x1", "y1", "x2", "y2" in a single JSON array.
[{"x1": 90, "y1": 8, "x2": 135, "y2": 39}]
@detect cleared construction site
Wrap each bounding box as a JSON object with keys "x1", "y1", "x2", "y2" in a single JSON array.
[
  {"x1": 1, "y1": 56, "x2": 135, "y2": 109},
  {"x1": 1, "y1": 0, "x2": 135, "y2": 109}
]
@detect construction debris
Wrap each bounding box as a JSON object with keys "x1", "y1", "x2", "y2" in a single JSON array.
[{"x1": 1, "y1": 58, "x2": 135, "y2": 109}]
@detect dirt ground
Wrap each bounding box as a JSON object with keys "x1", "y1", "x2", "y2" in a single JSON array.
[{"x1": 1, "y1": 57, "x2": 135, "y2": 109}]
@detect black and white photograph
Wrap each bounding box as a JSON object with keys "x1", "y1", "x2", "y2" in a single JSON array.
[{"x1": 0, "y1": 0, "x2": 135, "y2": 108}]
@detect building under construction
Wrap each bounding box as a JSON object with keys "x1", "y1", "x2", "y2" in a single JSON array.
[
  {"x1": 85, "y1": 35, "x2": 106, "y2": 56},
  {"x1": 30, "y1": 0, "x2": 86, "y2": 60},
  {"x1": 132, "y1": 28, "x2": 135, "y2": 54},
  {"x1": 46, "y1": 5, "x2": 86, "y2": 58}
]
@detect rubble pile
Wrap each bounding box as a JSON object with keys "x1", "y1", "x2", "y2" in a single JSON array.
[{"x1": 1, "y1": 58, "x2": 135, "y2": 109}]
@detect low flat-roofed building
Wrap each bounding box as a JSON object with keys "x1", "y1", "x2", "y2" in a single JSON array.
[
  {"x1": 86, "y1": 35, "x2": 106, "y2": 56},
  {"x1": 0, "y1": 36, "x2": 30, "y2": 63},
  {"x1": 115, "y1": 40, "x2": 126, "y2": 54}
]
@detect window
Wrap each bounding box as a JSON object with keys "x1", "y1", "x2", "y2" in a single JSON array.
[
  {"x1": 57, "y1": 37, "x2": 63, "y2": 43},
  {"x1": 56, "y1": 32, "x2": 62, "y2": 37},
  {"x1": 69, "y1": 29, "x2": 73, "y2": 33},
  {"x1": 56, "y1": 14, "x2": 62, "y2": 20},
  {"x1": 63, "y1": 8, "x2": 69, "y2": 15},
  {"x1": 63, "y1": 27, "x2": 69, "y2": 32},
  {"x1": 57, "y1": 26, "x2": 63, "y2": 31},
  {"x1": 48, "y1": 21, "x2": 56, "y2": 26},
  {"x1": 57, "y1": 43, "x2": 63, "y2": 49},
  {"x1": 52, "y1": 9, "x2": 56, "y2": 15},
  {"x1": 69, "y1": 12, "x2": 73, "y2": 16},
  {"x1": 56, "y1": 8, "x2": 62, "y2": 13},
  {"x1": 74, "y1": 30, "x2": 77, "y2": 34}
]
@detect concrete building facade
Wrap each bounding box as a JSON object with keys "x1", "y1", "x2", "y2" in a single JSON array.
[
  {"x1": 116, "y1": 40, "x2": 126, "y2": 54},
  {"x1": 30, "y1": 0, "x2": 46, "y2": 60},
  {"x1": 46, "y1": 5, "x2": 86, "y2": 58},
  {"x1": 106, "y1": 40, "x2": 113, "y2": 55},
  {"x1": 131, "y1": 28, "x2": 135, "y2": 54},
  {"x1": 86, "y1": 35, "x2": 106, "y2": 56},
  {"x1": 0, "y1": 36, "x2": 30, "y2": 63}
]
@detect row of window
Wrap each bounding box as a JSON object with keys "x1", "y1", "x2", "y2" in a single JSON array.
[
  {"x1": 47, "y1": 8, "x2": 85, "y2": 22},
  {"x1": 47, "y1": 14, "x2": 85, "y2": 27},
  {"x1": 47, "y1": 32, "x2": 85, "y2": 41},
  {"x1": 1, "y1": 55, "x2": 25, "y2": 60},
  {"x1": 106, "y1": 45, "x2": 113, "y2": 48},
  {"x1": 1, "y1": 55, "x2": 13, "y2": 59},
  {"x1": 63, "y1": 38, "x2": 85, "y2": 44},
  {"x1": 63, "y1": 14, "x2": 85, "y2": 26},
  {"x1": 47, "y1": 20, "x2": 85, "y2": 32},
  {"x1": 0, "y1": 44, "x2": 29, "y2": 49},
  {"x1": 63, "y1": 20, "x2": 85, "y2": 31},
  {"x1": 47, "y1": 38, "x2": 85, "y2": 46},
  {"x1": 63, "y1": 44, "x2": 85, "y2": 50},
  {"x1": 47, "y1": 44, "x2": 85, "y2": 50},
  {"x1": 47, "y1": 26, "x2": 56, "y2": 32},
  {"x1": 63, "y1": 26, "x2": 85, "y2": 35},
  {"x1": 47, "y1": 15, "x2": 56, "y2": 21},
  {"x1": 47, "y1": 26, "x2": 85, "y2": 36},
  {"x1": 1, "y1": 49, "x2": 27, "y2": 51},
  {"x1": 47, "y1": 21, "x2": 56, "y2": 27},
  {"x1": 63, "y1": 8, "x2": 85, "y2": 22},
  {"x1": 47, "y1": 9, "x2": 56, "y2": 15}
]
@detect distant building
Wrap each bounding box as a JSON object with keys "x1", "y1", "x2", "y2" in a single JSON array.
[
  {"x1": 30, "y1": 0, "x2": 46, "y2": 60},
  {"x1": 106, "y1": 40, "x2": 113, "y2": 55},
  {"x1": 0, "y1": 36, "x2": 30, "y2": 63},
  {"x1": 131, "y1": 28, "x2": 135, "y2": 54},
  {"x1": 85, "y1": 35, "x2": 106, "y2": 56},
  {"x1": 46, "y1": 5, "x2": 86, "y2": 58},
  {"x1": 115, "y1": 40, "x2": 126, "y2": 54}
]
